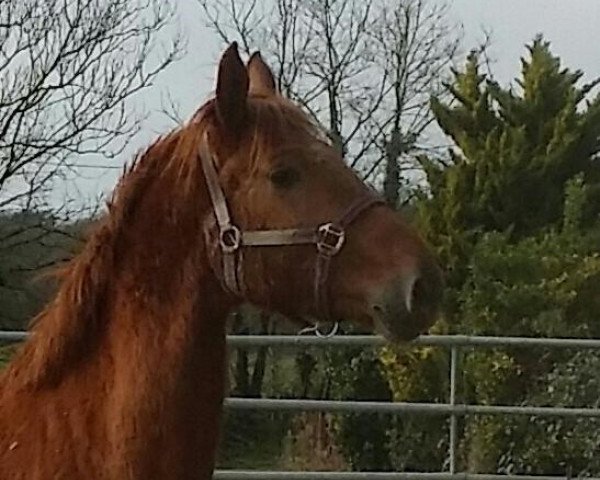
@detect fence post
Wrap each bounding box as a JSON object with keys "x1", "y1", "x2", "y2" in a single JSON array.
[{"x1": 449, "y1": 345, "x2": 458, "y2": 475}]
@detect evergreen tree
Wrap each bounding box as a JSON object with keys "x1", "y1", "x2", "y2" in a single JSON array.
[
  {"x1": 418, "y1": 35, "x2": 600, "y2": 284},
  {"x1": 381, "y1": 36, "x2": 600, "y2": 473},
  {"x1": 456, "y1": 175, "x2": 600, "y2": 473}
]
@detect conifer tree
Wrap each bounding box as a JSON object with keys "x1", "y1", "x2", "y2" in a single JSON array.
[
  {"x1": 381, "y1": 37, "x2": 600, "y2": 473},
  {"x1": 418, "y1": 35, "x2": 600, "y2": 283}
]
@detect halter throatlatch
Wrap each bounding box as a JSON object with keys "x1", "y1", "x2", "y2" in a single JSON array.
[{"x1": 199, "y1": 137, "x2": 384, "y2": 322}]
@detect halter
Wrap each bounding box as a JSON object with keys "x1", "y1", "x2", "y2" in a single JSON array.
[{"x1": 199, "y1": 138, "x2": 384, "y2": 321}]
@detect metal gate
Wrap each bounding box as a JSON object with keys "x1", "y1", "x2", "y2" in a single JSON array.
[{"x1": 2, "y1": 331, "x2": 600, "y2": 480}]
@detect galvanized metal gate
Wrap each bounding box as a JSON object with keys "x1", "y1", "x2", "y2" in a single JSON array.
[{"x1": 2, "y1": 331, "x2": 600, "y2": 480}]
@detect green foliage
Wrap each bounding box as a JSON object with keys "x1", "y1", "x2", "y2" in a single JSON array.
[
  {"x1": 455, "y1": 186, "x2": 600, "y2": 472},
  {"x1": 459, "y1": 232, "x2": 600, "y2": 339},
  {"x1": 0, "y1": 211, "x2": 86, "y2": 330},
  {"x1": 327, "y1": 348, "x2": 393, "y2": 471},
  {"x1": 0, "y1": 344, "x2": 17, "y2": 369},
  {"x1": 381, "y1": 36, "x2": 600, "y2": 475},
  {"x1": 218, "y1": 410, "x2": 293, "y2": 470},
  {"x1": 381, "y1": 176, "x2": 600, "y2": 474},
  {"x1": 417, "y1": 36, "x2": 600, "y2": 286},
  {"x1": 380, "y1": 344, "x2": 449, "y2": 470}
]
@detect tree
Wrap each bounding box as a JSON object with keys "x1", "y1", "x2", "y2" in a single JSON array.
[
  {"x1": 0, "y1": 211, "x2": 93, "y2": 330},
  {"x1": 0, "y1": 0, "x2": 182, "y2": 294},
  {"x1": 373, "y1": 0, "x2": 460, "y2": 206},
  {"x1": 198, "y1": 0, "x2": 380, "y2": 160},
  {"x1": 417, "y1": 36, "x2": 600, "y2": 282},
  {"x1": 381, "y1": 37, "x2": 600, "y2": 473},
  {"x1": 197, "y1": 0, "x2": 460, "y2": 197},
  {"x1": 456, "y1": 176, "x2": 600, "y2": 474}
]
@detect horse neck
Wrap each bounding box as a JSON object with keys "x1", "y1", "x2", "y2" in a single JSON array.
[
  {"x1": 105, "y1": 233, "x2": 232, "y2": 395},
  {"x1": 103, "y1": 247, "x2": 232, "y2": 471},
  {"x1": 105, "y1": 228, "x2": 231, "y2": 390},
  {"x1": 95, "y1": 147, "x2": 236, "y2": 476}
]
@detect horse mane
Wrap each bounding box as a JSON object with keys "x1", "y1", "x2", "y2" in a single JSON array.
[
  {"x1": 1, "y1": 94, "x2": 325, "y2": 391},
  {"x1": 2, "y1": 120, "x2": 198, "y2": 390}
]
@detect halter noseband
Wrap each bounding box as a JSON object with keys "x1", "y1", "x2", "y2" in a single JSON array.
[{"x1": 199, "y1": 138, "x2": 384, "y2": 321}]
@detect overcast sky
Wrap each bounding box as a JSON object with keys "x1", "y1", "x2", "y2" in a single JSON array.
[{"x1": 71, "y1": 0, "x2": 600, "y2": 203}]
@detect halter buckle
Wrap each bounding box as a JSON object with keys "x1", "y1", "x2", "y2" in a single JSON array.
[
  {"x1": 317, "y1": 223, "x2": 345, "y2": 256},
  {"x1": 219, "y1": 225, "x2": 242, "y2": 253}
]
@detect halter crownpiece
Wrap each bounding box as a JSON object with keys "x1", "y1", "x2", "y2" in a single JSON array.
[{"x1": 199, "y1": 136, "x2": 384, "y2": 321}]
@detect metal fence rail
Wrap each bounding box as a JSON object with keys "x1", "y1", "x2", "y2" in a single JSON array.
[
  {"x1": 212, "y1": 473, "x2": 598, "y2": 480},
  {"x1": 6, "y1": 330, "x2": 600, "y2": 349},
  {"x1": 2, "y1": 330, "x2": 600, "y2": 479},
  {"x1": 224, "y1": 397, "x2": 600, "y2": 418},
  {"x1": 0, "y1": 331, "x2": 27, "y2": 342}
]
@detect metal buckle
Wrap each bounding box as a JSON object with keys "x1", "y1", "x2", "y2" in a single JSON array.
[
  {"x1": 317, "y1": 223, "x2": 345, "y2": 256},
  {"x1": 219, "y1": 225, "x2": 242, "y2": 253}
]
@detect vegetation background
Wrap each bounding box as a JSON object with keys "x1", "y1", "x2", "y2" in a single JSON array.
[{"x1": 2, "y1": 0, "x2": 600, "y2": 476}]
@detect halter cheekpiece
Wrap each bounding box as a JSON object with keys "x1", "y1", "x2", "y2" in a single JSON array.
[{"x1": 199, "y1": 136, "x2": 384, "y2": 321}]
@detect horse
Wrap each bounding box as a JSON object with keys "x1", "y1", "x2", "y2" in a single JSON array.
[{"x1": 0, "y1": 43, "x2": 444, "y2": 479}]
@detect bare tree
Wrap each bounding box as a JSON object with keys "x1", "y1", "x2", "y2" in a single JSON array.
[
  {"x1": 0, "y1": 0, "x2": 182, "y2": 214},
  {"x1": 198, "y1": 0, "x2": 385, "y2": 159},
  {"x1": 197, "y1": 0, "x2": 461, "y2": 204},
  {"x1": 0, "y1": 0, "x2": 183, "y2": 326},
  {"x1": 372, "y1": 0, "x2": 462, "y2": 206}
]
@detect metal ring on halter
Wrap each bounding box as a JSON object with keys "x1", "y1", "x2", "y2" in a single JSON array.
[
  {"x1": 219, "y1": 225, "x2": 242, "y2": 254},
  {"x1": 298, "y1": 321, "x2": 340, "y2": 338}
]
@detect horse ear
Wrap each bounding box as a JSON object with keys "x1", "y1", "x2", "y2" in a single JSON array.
[
  {"x1": 216, "y1": 42, "x2": 249, "y2": 135},
  {"x1": 248, "y1": 52, "x2": 277, "y2": 97}
]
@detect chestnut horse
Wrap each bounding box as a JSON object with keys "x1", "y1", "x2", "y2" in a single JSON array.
[{"x1": 0, "y1": 43, "x2": 443, "y2": 479}]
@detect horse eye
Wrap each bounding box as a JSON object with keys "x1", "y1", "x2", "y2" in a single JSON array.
[{"x1": 270, "y1": 166, "x2": 300, "y2": 189}]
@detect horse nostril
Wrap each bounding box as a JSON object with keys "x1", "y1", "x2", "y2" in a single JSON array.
[
  {"x1": 372, "y1": 304, "x2": 385, "y2": 314},
  {"x1": 405, "y1": 256, "x2": 445, "y2": 318},
  {"x1": 407, "y1": 277, "x2": 427, "y2": 313}
]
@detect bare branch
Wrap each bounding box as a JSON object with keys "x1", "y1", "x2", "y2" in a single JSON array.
[
  {"x1": 0, "y1": 0, "x2": 184, "y2": 295},
  {"x1": 0, "y1": 0, "x2": 184, "y2": 214},
  {"x1": 197, "y1": 0, "x2": 463, "y2": 201}
]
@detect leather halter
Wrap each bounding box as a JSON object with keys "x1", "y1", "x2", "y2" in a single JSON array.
[{"x1": 199, "y1": 138, "x2": 384, "y2": 321}]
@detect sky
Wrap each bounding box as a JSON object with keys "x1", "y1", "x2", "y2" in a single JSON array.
[{"x1": 68, "y1": 0, "x2": 600, "y2": 205}]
